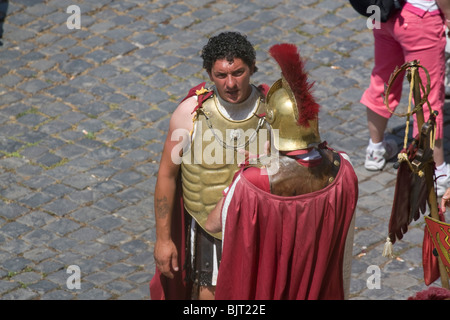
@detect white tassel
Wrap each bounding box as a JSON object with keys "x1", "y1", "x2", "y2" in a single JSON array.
[{"x1": 382, "y1": 237, "x2": 394, "y2": 258}]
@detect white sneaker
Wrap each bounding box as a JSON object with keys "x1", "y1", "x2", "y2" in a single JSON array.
[
  {"x1": 365, "y1": 139, "x2": 398, "y2": 171},
  {"x1": 436, "y1": 164, "x2": 450, "y2": 197}
]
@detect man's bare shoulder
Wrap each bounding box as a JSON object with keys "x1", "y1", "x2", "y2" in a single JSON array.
[
  {"x1": 174, "y1": 95, "x2": 198, "y2": 116},
  {"x1": 169, "y1": 96, "x2": 198, "y2": 132}
]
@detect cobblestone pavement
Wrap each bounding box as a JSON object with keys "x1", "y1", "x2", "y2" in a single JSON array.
[{"x1": 0, "y1": 0, "x2": 449, "y2": 300}]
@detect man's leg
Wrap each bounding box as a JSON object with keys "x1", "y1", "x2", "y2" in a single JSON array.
[{"x1": 199, "y1": 286, "x2": 216, "y2": 300}]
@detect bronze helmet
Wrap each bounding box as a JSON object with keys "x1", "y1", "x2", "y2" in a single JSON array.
[{"x1": 266, "y1": 44, "x2": 321, "y2": 151}]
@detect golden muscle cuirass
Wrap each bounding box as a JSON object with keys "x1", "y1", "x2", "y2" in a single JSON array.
[{"x1": 181, "y1": 91, "x2": 269, "y2": 239}]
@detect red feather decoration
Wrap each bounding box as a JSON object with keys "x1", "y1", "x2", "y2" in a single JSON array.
[{"x1": 269, "y1": 43, "x2": 319, "y2": 127}]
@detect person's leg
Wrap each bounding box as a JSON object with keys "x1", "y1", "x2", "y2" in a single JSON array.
[
  {"x1": 193, "y1": 227, "x2": 220, "y2": 300},
  {"x1": 367, "y1": 107, "x2": 389, "y2": 144},
  {"x1": 361, "y1": 17, "x2": 404, "y2": 170},
  {"x1": 398, "y1": 10, "x2": 447, "y2": 194},
  {"x1": 199, "y1": 286, "x2": 215, "y2": 300}
]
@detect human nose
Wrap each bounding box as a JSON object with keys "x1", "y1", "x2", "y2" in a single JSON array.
[{"x1": 225, "y1": 75, "x2": 236, "y2": 88}]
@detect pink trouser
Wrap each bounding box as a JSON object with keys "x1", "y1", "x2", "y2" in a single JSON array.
[{"x1": 361, "y1": 8, "x2": 446, "y2": 139}]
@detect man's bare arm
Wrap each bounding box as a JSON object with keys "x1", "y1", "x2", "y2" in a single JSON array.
[
  {"x1": 153, "y1": 142, "x2": 180, "y2": 278},
  {"x1": 153, "y1": 97, "x2": 196, "y2": 279},
  {"x1": 205, "y1": 197, "x2": 224, "y2": 234}
]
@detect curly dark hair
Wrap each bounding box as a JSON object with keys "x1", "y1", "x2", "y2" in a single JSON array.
[{"x1": 201, "y1": 32, "x2": 258, "y2": 73}]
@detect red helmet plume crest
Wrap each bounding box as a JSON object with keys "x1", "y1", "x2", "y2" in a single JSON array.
[{"x1": 269, "y1": 43, "x2": 319, "y2": 127}]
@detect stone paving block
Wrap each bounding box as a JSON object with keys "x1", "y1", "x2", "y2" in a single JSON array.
[
  {"x1": 85, "y1": 49, "x2": 115, "y2": 64},
  {"x1": 1, "y1": 185, "x2": 32, "y2": 201},
  {"x1": 22, "y1": 228, "x2": 58, "y2": 246},
  {"x1": 23, "y1": 246, "x2": 57, "y2": 263},
  {"x1": 93, "y1": 194, "x2": 124, "y2": 213},
  {"x1": 43, "y1": 184, "x2": 75, "y2": 198},
  {"x1": 19, "y1": 192, "x2": 54, "y2": 208},
  {"x1": 65, "y1": 92, "x2": 95, "y2": 106},
  {"x1": 11, "y1": 271, "x2": 42, "y2": 285},
  {"x1": 71, "y1": 241, "x2": 110, "y2": 258},
  {"x1": 28, "y1": 279, "x2": 59, "y2": 295},
  {"x1": 119, "y1": 239, "x2": 148, "y2": 255},
  {"x1": 47, "y1": 85, "x2": 79, "y2": 98},
  {"x1": 54, "y1": 144, "x2": 87, "y2": 159},
  {"x1": 85, "y1": 146, "x2": 121, "y2": 162},
  {"x1": 103, "y1": 28, "x2": 133, "y2": 40},
  {"x1": 20, "y1": 147, "x2": 48, "y2": 161},
  {"x1": 0, "y1": 74, "x2": 22, "y2": 87},
  {"x1": 0, "y1": 221, "x2": 31, "y2": 239},
  {"x1": 75, "y1": 138, "x2": 105, "y2": 151},
  {"x1": 42, "y1": 266, "x2": 69, "y2": 285},
  {"x1": 41, "y1": 198, "x2": 79, "y2": 216},
  {"x1": 44, "y1": 218, "x2": 81, "y2": 236},
  {"x1": 98, "y1": 230, "x2": 131, "y2": 245},
  {"x1": 68, "y1": 207, "x2": 104, "y2": 224},
  {"x1": 77, "y1": 288, "x2": 113, "y2": 300},
  {"x1": 67, "y1": 46, "x2": 89, "y2": 58},
  {"x1": 1, "y1": 256, "x2": 32, "y2": 273},
  {"x1": 113, "y1": 137, "x2": 145, "y2": 151},
  {"x1": 0, "y1": 279, "x2": 20, "y2": 295},
  {"x1": 0, "y1": 137, "x2": 25, "y2": 153},
  {"x1": 2, "y1": 287, "x2": 39, "y2": 300},
  {"x1": 0, "y1": 160, "x2": 27, "y2": 175},
  {"x1": 38, "y1": 136, "x2": 65, "y2": 151},
  {"x1": 33, "y1": 259, "x2": 64, "y2": 275},
  {"x1": 111, "y1": 170, "x2": 144, "y2": 186},
  {"x1": 68, "y1": 226, "x2": 102, "y2": 242},
  {"x1": 0, "y1": 103, "x2": 31, "y2": 118},
  {"x1": 97, "y1": 249, "x2": 127, "y2": 264},
  {"x1": 40, "y1": 290, "x2": 75, "y2": 300},
  {"x1": 105, "y1": 40, "x2": 137, "y2": 56},
  {"x1": 1, "y1": 239, "x2": 32, "y2": 255},
  {"x1": 358, "y1": 179, "x2": 387, "y2": 196},
  {"x1": 125, "y1": 252, "x2": 153, "y2": 272},
  {"x1": 84, "y1": 271, "x2": 120, "y2": 286},
  {"x1": 90, "y1": 215, "x2": 124, "y2": 232},
  {"x1": 0, "y1": 202, "x2": 28, "y2": 220},
  {"x1": 120, "y1": 100, "x2": 149, "y2": 114},
  {"x1": 91, "y1": 179, "x2": 123, "y2": 195},
  {"x1": 21, "y1": 175, "x2": 55, "y2": 190},
  {"x1": 115, "y1": 188, "x2": 147, "y2": 205},
  {"x1": 41, "y1": 70, "x2": 67, "y2": 84},
  {"x1": 126, "y1": 269, "x2": 153, "y2": 285},
  {"x1": 0, "y1": 91, "x2": 26, "y2": 106},
  {"x1": 18, "y1": 79, "x2": 51, "y2": 94},
  {"x1": 104, "y1": 280, "x2": 134, "y2": 295},
  {"x1": 67, "y1": 189, "x2": 104, "y2": 206},
  {"x1": 47, "y1": 237, "x2": 78, "y2": 253},
  {"x1": 35, "y1": 152, "x2": 63, "y2": 168}
]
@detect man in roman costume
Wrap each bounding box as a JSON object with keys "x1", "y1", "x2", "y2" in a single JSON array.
[
  {"x1": 206, "y1": 44, "x2": 359, "y2": 300},
  {"x1": 150, "y1": 32, "x2": 270, "y2": 300}
]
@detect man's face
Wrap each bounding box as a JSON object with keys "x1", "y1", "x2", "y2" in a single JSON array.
[{"x1": 207, "y1": 58, "x2": 254, "y2": 104}]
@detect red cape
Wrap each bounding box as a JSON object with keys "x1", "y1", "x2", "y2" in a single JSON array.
[{"x1": 215, "y1": 154, "x2": 358, "y2": 300}]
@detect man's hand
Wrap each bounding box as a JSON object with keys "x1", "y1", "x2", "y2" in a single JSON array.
[
  {"x1": 237, "y1": 140, "x2": 271, "y2": 166},
  {"x1": 154, "y1": 239, "x2": 179, "y2": 279},
  {"x1": 441, "y1": 188, "x2": 450, "y2": 212}
]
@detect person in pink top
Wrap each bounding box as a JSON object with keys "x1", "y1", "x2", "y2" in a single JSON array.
[{"x1": 361, "y1": 0, "x2": 450, "y2": 196}]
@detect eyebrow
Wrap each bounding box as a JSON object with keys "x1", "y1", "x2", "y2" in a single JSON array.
[{"x1": 214, "y1": 67, "x2": 245, "y2": 76}]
